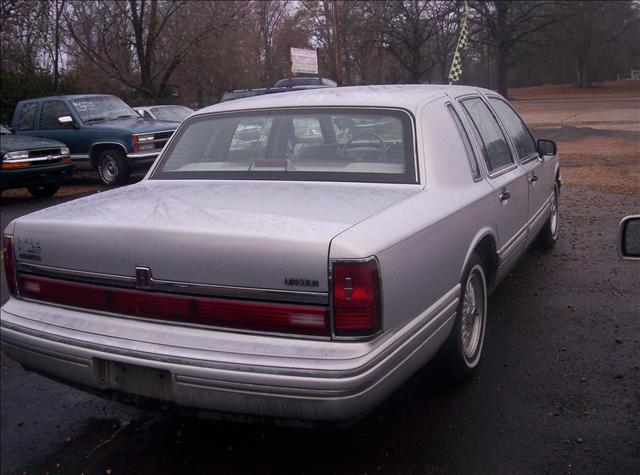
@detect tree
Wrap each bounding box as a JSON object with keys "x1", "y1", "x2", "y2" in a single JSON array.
[
  {"x1": 472, "y1": 1, "x2": 555, "y2": 97},
  {"x1": 65, "y1": 0, "x2": 247, "y2": 102}
]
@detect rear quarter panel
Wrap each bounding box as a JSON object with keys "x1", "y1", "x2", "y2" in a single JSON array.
[{"x1": 330, "y1": 97, "x2": 498, "y2": 332}]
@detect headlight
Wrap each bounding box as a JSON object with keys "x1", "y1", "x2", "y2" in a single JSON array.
[
  {"x1": 134, "y1": 133, "x2": 154, "y2": 142},
  {"x1": 4, "y1": 150, "x2": 29, "y2": 161},
  {"x1": 60, "y1": 146, "x2": 70, "y2": 155}
]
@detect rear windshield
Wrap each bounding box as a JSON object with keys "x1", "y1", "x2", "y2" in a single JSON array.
[{"x1": 151, "y1": 108, "x2": 416, "y2": 184}]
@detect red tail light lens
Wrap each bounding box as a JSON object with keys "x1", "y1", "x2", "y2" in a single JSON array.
[
  {"x1": 18, "y1": 274, "x2": 330, "y2": 336},
  {"x1": 332, "y1": 259, "x2": 382, "y2": 338},
  {"x1": 2, "y1": 235, "x2": 17, "y2": 296}
]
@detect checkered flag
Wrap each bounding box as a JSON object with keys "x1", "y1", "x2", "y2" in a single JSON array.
[
  {"x1": 448, "y1": 1, "x2": 470, "y2": 84},
  {"x1": 449, "y1": 51, "x2": 463, "y2": 82}
]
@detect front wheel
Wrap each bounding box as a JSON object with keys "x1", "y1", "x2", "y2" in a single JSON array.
[
  {"x1": 97, "y1": 149, "x2": 129, "y2": 186},
  {"x1": 27, "y1": 183, "x2": 60, "y2": 198},
  {"x1": 442, "y1": 253, "x2": 488, "y2": 383},
  {"x1": 537, "y1": 181, "x2": 560, "y2": 249}
]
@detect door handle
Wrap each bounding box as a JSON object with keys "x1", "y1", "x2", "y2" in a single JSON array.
[
  {"x1": 499, "y1": 191, "x2": 511, "y2": 202},
  {"x1": 528, "y1": 175, "x2": 539, "y2": 184}
]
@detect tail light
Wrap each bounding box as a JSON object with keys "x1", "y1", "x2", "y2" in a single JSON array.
[
  {"x1": 17, "y1": 274, "x2": 330, "y2": 337},
  {"x1": 332, "y1": 258, "x2": 382, "y2": 338},
  {"x1": 2, "y1": 235, "x2": 17, "y2": 296}
]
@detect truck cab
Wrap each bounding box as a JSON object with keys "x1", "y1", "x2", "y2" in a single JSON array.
[{"x1": 11, "y1": 95, "x2": 177, "y2": 185}]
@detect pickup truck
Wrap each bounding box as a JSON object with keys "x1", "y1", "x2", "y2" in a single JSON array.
[{"x1": 11, "y1": 95, "x2": 177, "y2": 185}]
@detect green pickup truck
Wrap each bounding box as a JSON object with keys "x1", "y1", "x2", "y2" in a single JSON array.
[
  {"x1": 11, "y1": 94, "x2": 177, "y2": 185},
  {"x1": 1, "y1": 125, "x2": 74, "y2": 197}
]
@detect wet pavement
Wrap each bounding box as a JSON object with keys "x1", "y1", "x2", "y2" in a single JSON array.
[{"x1": 1, "y1": 181, "x2": 638, "y2": 475}]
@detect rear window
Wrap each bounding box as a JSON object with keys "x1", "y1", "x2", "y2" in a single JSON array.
[{"x1": 152, "y1": 108, "x2": 417, "y2": 184}]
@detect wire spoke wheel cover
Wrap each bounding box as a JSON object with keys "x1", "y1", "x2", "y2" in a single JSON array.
[{"x1": 461, "y1": 267, "x2": 485, "y2": 364}]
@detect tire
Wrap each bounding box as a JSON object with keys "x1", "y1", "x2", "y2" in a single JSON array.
[
  {"x1": 27, "y1": 183, "x2": 60, "y2": 198},
  {"x1": 97, "y1": 148, "x2": 129, "y2": 186},
  {"x1": 537, "y1": 181, "x2": 560, "y2": 249},
  {"x1": 442, "y1": 253, "x2": 488, "y2": 383}
]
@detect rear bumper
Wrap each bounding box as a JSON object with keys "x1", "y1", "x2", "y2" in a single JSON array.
[
  {"x1": 0, "y1": 287, "x2": 458, "y2": 422},
  {"x1": 0, "y1": 163, "x2": 74, "y2": 190}
]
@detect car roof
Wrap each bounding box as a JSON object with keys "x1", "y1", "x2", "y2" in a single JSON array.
[
  {"x1": 200, "y1": 85, "x2": 496, "y2": 115},
  {"x1": 18, "y1": 94, "x2": 115, "y2": 103}
]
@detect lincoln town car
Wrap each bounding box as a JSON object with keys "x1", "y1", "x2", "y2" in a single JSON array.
[{"x1": 1, "y1": 85, "x2": 560, "y2": 425}]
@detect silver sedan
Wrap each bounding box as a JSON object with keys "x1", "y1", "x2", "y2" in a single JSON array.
[{"x1": 1, "y1": 85, "x2": 559, "y2": 425}]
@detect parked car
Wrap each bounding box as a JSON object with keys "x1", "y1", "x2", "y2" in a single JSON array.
[
  {"x1": 273, "y1": 77, "x2": 337, "y2": 87},
  {"x1": 11, "y1": 94, "x2": 177, "y2": 185},
  {"x1": 1, "y1": 85, "x2": 560, "y2": 425},
  {"x1": 1, "y1": 125, "x2": 73, "y2": 197},
  {"x1": 133, "y1": 105, "x2": 193, "y2": 123},
  {"x1": 219, "y1": 78, "x2": 336, "y2": 103}
]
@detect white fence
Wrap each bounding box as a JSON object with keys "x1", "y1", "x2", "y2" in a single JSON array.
[{"x1": 617, "y1": 69, "x2": 640, "y2": 80}]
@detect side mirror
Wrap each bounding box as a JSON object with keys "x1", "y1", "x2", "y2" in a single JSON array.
[
  {"x1": 57, "y1": 116, "x2": 74, "y2": 126},
  {"x1": 619, "y1": 215, "x2": 640, "y2": 260},
  {"x1": 537, "y1": 139, "x2": 557, "y2": 156}
]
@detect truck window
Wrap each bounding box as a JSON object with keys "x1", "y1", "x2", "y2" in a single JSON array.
[
  {"x1": 40, "y1": 101, "x2": 74, "y2": 129},
  {"x1": 17, "y1": 103, "x2": 37, "y2": 131}
]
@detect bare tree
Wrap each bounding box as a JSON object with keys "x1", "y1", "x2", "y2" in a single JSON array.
[
  {"x1": 65, "y1": 0, "x2": 246, "y2": 102},
  {"x1": 254, "y1": 0, "x2": 287, "y2": 85},
  {"x1": 472, "y1": 1, "x2": 555, "y2": 97}
]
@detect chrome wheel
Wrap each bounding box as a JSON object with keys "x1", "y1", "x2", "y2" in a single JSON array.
[
  {"x1": 549, "y1": 185, "x2": 559, "y2": 239},
  {"x1": 100, "y1": 155, "x2": 119, "y2": 183},
  {"x1": 461, "y1": 268, "x2": 485, "y2": 365}
]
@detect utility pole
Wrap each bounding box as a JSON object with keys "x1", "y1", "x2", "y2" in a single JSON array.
[{"x1": 331, "y1": 1, "x2": 343, "y2": 86}]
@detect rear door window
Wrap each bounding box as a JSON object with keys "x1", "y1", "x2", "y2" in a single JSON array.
[
  {"x1": 447, "y1": 104, "x2": 481, "y2": 180},
  {"x1": 488, "y1": 97, "x2": 537, "y2": 161},
  {"x1": 40, "y1": 101, "x2": 73, "y2": 129},
  {"x1": 460, "y1": 97, "x2": 514, "y2": 173},
  {"x1": 17, "y1": 103, "x2": 37, "y2": 130}
]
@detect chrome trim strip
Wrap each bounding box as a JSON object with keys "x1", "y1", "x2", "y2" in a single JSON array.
[
  {"x1": 497, "y1": 222, "x2": 528, "y2": 265},
  {"x1": 127, "y1": 150, "x2": 162, "y2": 159},
  {"x1": 16, "y1": 262, "x2": 328, "y2": 305},
  {"x1": 133, "y1": 129, "x2": 175, "y2": 136},
  {"x1": 529, "y1": 196, "x2": 551, "y2": 232},
  {"x1": 4, "y1": 154, "x2": 68, "y2": 164}
]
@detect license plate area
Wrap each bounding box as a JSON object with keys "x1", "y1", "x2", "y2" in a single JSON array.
[{"x1": 106, "y1": 361, "x2": 173, "y2": 400}]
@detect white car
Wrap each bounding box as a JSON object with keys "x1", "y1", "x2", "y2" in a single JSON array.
[{"x1": 134, "y1": 105, "x2": 193, "y2": 123}]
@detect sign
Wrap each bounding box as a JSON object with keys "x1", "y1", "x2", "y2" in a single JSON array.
[{"x1": 290, "y1": 47, "x2": 318, "y2": 74}]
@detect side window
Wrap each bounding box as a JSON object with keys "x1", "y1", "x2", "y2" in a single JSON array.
[
  {"x1": 40, "y1": 101, "x2": 73, "y2": 129},
  {"x1": 143, "y1": 110, "x2": 153, "y2": 119},
  {"x1": 488, "y1": 98, "x2": 536, "y2": 161},
  {"x1": 447, "y1": 104, "x2": 481, "y2": 180},
  {"x1": 17, "y1": 103, "x2": 37, "y2": 131},
  {"x1": 460, "y1": 97, "x2": 514, "y2": 173}
]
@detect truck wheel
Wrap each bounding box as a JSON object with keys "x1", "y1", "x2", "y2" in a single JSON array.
[
  {"x1": 97, "y1": 149, "x2": 129, "y2": 186},
  {"x1": 442, "y1": 253, "x2": 487, "y2": 383},
  {"x1": 27, "y1": 183, "x2": 60, "y2": 198},
  {"x1": 537, "y1": 182, "x2": 560, "y2": 249}
]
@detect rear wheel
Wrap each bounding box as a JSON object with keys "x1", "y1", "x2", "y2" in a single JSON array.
[
  {"x1": 27, "y1": 183, "x2": 60, "y2": 198},
  {"x1": 537, "y1": 181, "x2": 560, "y2": 249},
  {"x1": 97, "y1": 148, "x2": 129, "y2": 186},
  {"x1": 442, "y1": 253, "x2": 487, "y2": 383}
]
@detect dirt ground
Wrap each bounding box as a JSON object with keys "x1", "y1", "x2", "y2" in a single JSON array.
[{"x1": 512, "y1": 80, "x2": 639, "y2": 198}]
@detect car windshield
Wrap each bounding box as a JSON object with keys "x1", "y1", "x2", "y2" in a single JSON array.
[
  {"x1": 70, "y1": 96, "x2": 138, "y2": 123},
  {"x1": 0, "y1": 125, "x2": 12, "y2": 134},
  {"x1": 152, "y1": 108, "x2": 416, "y2": 184},
  {"x1": 150, "y1": 106, "x2": 193, "y2": 122}
]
